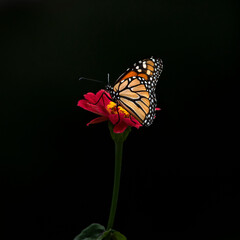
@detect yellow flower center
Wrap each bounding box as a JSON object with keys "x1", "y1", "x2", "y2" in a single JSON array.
[{"x1": 107, "y1": 101, "x2": 130, "y2": 117}]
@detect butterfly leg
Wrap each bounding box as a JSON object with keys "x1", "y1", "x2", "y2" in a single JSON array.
[
  {"x1": 130, "y1": 115, "x2": 137, "y2": 124},
  {"x1": 114, "y1": 105, "x2": 138, "y2": 127},
  {"x1": 93, "y1": 92, "x2": 112, "y2": 105}
]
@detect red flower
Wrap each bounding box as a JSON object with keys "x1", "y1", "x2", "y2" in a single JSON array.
[
  {"x1": 78, "y1": 89, "x2": 161, "y2": 133},
  {"x1": 77, "y1": 90, "x2": 142, "y2": 133}
]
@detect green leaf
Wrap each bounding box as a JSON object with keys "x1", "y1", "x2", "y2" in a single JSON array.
[
  {"x1": 111, "y1": 231, "x2": 127, "y2": 240},
  {"x1": 98, "y1": 229, "x2": 127, "y2": 240},
  {"x1": 73, "y1": 223, "x2": 105, "y2": 240}
]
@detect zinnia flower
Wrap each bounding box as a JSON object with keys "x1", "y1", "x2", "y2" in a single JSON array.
[
  {"x1": 78, "y1": 89, "x2": 161, "y2": 133},
  {"x1": 77, "y1": 89, "x2": 142, "y2": 133}
]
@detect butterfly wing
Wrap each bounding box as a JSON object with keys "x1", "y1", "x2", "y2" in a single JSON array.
[
  {"x1": 116, "y1": 76, "x2": 151, "y2": 125},
  {"x1": 116, "y1": 56, "x2": 163, "y2": 83},
  {"x1": 113, "y1": 57, "x2": 163, "y2": 126}
]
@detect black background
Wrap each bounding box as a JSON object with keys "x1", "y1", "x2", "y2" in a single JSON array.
[{"x1": 0, "y1": 0, "x2": 239, "y2": 239}]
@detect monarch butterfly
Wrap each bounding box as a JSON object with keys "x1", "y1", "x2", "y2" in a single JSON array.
[{"x1": 104, "y1": 56, "x2": 163, "y2": 126}]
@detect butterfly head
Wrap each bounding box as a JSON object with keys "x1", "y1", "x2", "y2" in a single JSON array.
[
  {"x1": 105, "y1": 84, "x2": 112, "y2": 94},
  {"x1": 106, "y1": 84, "x2": 119, "y2": 102}
]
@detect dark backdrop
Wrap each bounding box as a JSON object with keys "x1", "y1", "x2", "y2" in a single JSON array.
[{"x1": 0, "y1": 0, "x2": 239, "y2": 239}]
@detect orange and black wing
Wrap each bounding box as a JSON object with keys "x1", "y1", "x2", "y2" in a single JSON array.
[
  {"x1": 113, "y1": 57, "x2": 163, "y2": 126},
  {"x1": 114, "y1": 76, "x2": 150, "y2": 125},
  {"x1": 116, "y1": 56, "x2": 163, "y2": 83}
]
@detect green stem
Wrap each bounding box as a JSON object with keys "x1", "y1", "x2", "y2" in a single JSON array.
[
  {"x1": 106, "y1": 122, "x2": 131, "y2": 235},
  {"x1": 107, "y1": 140, "x2": 123, "y2": 230}
]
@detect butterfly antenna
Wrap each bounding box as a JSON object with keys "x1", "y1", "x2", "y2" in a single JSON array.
[
  {"x1": 79, "y1": 77, "x2": 103, "y2": 83},
  {"x1": 107, "y1": 73, "x2": 110, "y2": 85}
]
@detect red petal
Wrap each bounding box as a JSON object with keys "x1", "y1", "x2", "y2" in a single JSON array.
[
  {"x1": 113, "y1": 121, "x2": 129, "y2": 133},
  {"x1": 86, "y1": 116, "x2": 108, "y2": 126},
  {"x1": 84, "y1": 92, "x2": 98, "y2": 104},
  {"x1": 96, "y1": 90, "x2": 112, "y2": 105},
  {"x1": 77, "y1": 99, "x2": 103, "y2": 115},
  {"x1": 123, "y1": 117, "x2": 142, "y2": 129},
  {"x1": 82, "y1": 90, "x2": 110, "y2": 106}
]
